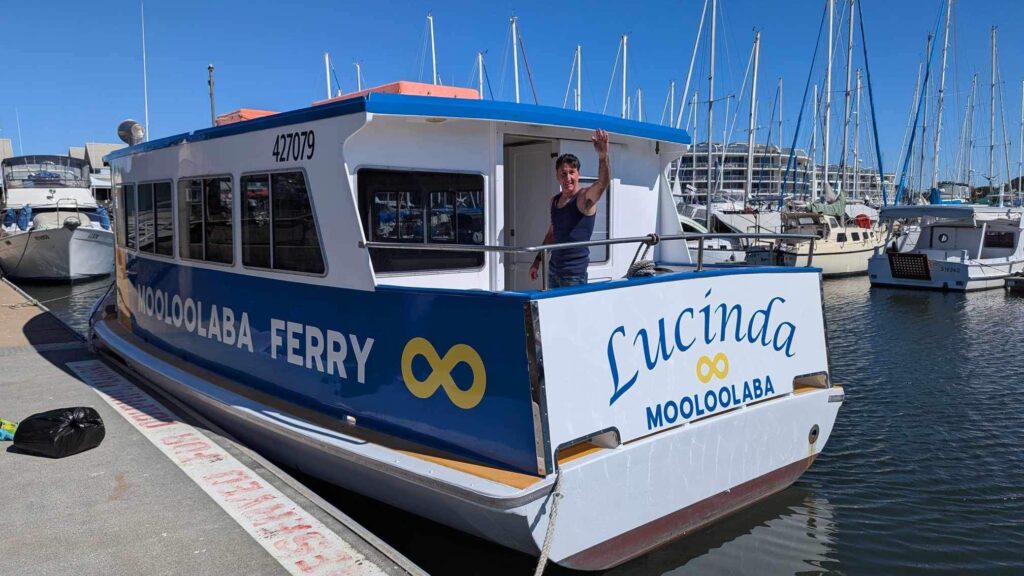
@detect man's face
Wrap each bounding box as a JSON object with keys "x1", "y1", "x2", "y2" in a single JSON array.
[{"x1": 556, "y1": 163, "x2": 580, "y2": 194}]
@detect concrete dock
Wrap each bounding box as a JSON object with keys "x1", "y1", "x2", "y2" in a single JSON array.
[{"x1": 0, "y1": 279, "x2": 425, "y2": 576}]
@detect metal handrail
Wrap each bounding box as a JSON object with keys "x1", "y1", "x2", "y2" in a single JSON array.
[{"x1": 360, "y1": 231, "x2": 817, "y2": 290}]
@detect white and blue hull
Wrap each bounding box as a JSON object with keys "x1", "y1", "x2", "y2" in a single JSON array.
[{"x1": 0, "y1": 225, "x2": 113, "y2": 280}]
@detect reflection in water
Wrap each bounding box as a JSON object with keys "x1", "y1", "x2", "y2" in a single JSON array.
[
  {"x1": 17, "y1": 276, "x2": 113, "y2": 336},
  {"x1": 606, "y1": 487, "x2": 837, "y2": 576}
]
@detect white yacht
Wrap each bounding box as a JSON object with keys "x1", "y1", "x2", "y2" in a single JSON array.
[
  {"x1": 868, "y1": 204, "x2": 1024, "y2": 291},
  {"x1": 677, "y1": 213, "x2": 746, "y2": 264},
  {"x1": 89, "y1": 83, "x2": 843, "y2": 570},
  {"x1": 0, "y1": 155, "x2": 114, "y2": 280},
  {"x1": 745, "y1": 211, "x2": 887, "y2": 277}
]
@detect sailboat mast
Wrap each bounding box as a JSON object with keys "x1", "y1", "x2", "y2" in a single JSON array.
[
  {"x1": 324, "y1": 53, "x2": 331, "y2": 99},
  {"x1": 841, "y1": 0, "x2": 855, "y2": 194},
  {"x1": 967, "y1": 73, "x2": 977, "y2": 187},
  {"x1": 355, "y1": 63, "x2": 362, "y2": 92},
  {"x1": 677, "y1": 0, "x2": 709, "y2": 128},
  {"x1": 1019, "y1": 79, "x2": 1023, "y2": 194},
  {"x1": 854, "y1": 70, "x2": 861, "y2": 200},
  {"x1": 512, "y1": 17, "x2": 520, "y2": 103},
  {"x1": 428, "y1": 13, "x2": 438, "y2": 85},
  {"x1": 811, "y1": 85, "x2": 819, "y2": 201},
  {"x1": 990, "y1": 27, "x2": 996, "y2": 198},
  {"x1": 824, "y1": 0, "x2": 834, "y2": 194},
  {"x1": 576, "y1": 45, "x2": 582, "y2": 111},
  {"x1": 669, "y1": 81, "x2": 675, "y2": 126},
  {"x1": 931, "y1": 0, "x2": 952, "y2": 193},
  {"x1": 777, "y1": 77, "x2": 783, "y2": 195},
  {"x1": 706, "y1": 0, "x2": 717, "y2": 230},
  {"x1": 141, "y1": 1, "x2": 150, "y2": 141},
  {"x1": 478, "y1": 53, "x2": 485, "y2": 98},
  {"x1": 745, "y1": 31, "x2": 760, "y2": 208},
  {"x1": 917, "y1": 34, "x2": 933, "y2": 197},
  {"x1": 622, "y1": 35, "x2": 629, "y2": 119}
]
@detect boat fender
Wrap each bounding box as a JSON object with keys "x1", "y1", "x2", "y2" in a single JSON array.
[
  {"x1": 2, "y1": 208, "x2": 14, "y2": 229},
  {"x1": 17, "y1": 205, "x2": 31, "y2": 231},
  {"x1": 96, "y1": 206, "x2": 111, "y2": 230}
]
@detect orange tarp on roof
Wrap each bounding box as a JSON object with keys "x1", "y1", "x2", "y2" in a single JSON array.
[
  {"x1": 215, "y1": 108, "x2": 278, "y2": 126},
  {"x1": 313, "y1": 81, "x2": 479, "y2": 106}
]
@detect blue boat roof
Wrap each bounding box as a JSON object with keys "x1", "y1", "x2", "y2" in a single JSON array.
[{"x1": 106, "y1": 93, "x2": 691, "y2": 162}]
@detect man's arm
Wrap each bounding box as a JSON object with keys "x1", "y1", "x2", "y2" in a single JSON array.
[
  {"x1": 529, "y1": 224, "x2": 554, "y2": 280},
  {"x1": 580, "y1": 129, "x2": 611, "y2": 216}
]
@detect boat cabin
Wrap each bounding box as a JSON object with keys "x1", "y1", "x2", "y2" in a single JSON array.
[{"x1": 881, "y1": 205, "x2": 1024, "y2": 260}]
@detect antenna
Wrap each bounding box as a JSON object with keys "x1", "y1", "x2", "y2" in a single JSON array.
[
  {"x1": 208, "y1": 64, "x2": 216, "y2": 127},
  {"x1": 354, "y1": 62, "x2": 362, "y2": 92},
  {"x1": 511, "y1": 16, "x2": 520, "y2": 103}
]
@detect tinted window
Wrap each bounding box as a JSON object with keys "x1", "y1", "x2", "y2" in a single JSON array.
[
  {"x1": 241, "y1": 172, "x2": 324, "y2": 274},
  {"x1": 358, "y1": 169, "x2": 485, "y2": 273},
  {"x1": 836, "y1": 233, "x2": 848, "y2": 242},
  {"x1": 984, "y1": 230, "x2": 1015, "y2": 249},
  {"x1": 154, "y1": 182, "x2": 173, "y2": 256},
  {"x1": 179, "y1": 180, "x2": 204, "y2": 259},
  {"x1": 137, "y1": 183, "x2": 155, "y2": 253},
  {"x1": 272, "y1": 172, "x2": 323, "y2": 273},
  {"x1": 124, "y1": 184, "x2": 137, "y2": 250},
  {"x1": 205, "y1": 178, "x2": 233, "y2": 264},
  {"x1": 851, "y1": 232, "x2": 861, "y2": 241},
  {"x1": 241, "y1": 174, "x2": 271, "y2": 268},
  {"x1": 178, "y1": 177, "x2": 232, "y2": 263}
]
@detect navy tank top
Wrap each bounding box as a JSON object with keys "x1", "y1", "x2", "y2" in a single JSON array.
[{"x1": 549, "y1": 193, "x2": 596, "y2": 274}]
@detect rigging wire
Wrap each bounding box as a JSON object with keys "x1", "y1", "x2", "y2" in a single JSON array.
[
  {"x1": 603, "y1": 38, "x2": 623, "y2": 116},
  {"x1": 517, "y1": 29, "x2": 541, "y2": 105}
]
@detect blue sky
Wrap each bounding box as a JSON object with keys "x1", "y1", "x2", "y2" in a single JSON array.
[{"x1": 1, "y1": 0, "x2": 1022, "y2": 185}]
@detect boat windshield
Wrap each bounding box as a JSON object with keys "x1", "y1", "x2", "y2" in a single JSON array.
[{"x1": 1, "y1": 155, "x2": 89, "y2": 189}]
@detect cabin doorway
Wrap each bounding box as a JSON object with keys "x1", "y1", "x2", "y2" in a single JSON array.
[{"x1": 503, "y1": 137, "x2": 557, "y2": 291}]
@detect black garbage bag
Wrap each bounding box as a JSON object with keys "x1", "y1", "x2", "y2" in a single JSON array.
[{"x1": 13, "y1": 407, "x2": 105, "y2": 458}]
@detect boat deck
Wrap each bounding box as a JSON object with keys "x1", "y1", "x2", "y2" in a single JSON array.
[{"x1": 0, "y1": 279, "x2": 422, "y2": 576}]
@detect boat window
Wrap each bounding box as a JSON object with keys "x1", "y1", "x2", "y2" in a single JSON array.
[
  {"x1": 137, "y1": 183, "x2": 155, "y2": 253},
  {"x1": 358, "y1": 168, "x2": 485, "y2": 272},
  {"x1": 178, "y1": 177, "x2": 233, "y2": 264},
  {"x1": 984, "y1": 230, "x2": 1015, "y2": 249},
  {"x1": 240, "y1": 171, "x2": 324, "y2": 274},
  {"x1": 851, "y1": 232, "x2": 861, "y2": 241},
  {"x1": 154, "y1": 182, "x2": 174, "y2": 256},
  {"x1": 836, "y1": 233, "x2": 847, "y2": 242},
  {"x1": 114, "y1": 185, "x2": 127, "y2": 248},
  {"x1": 124, "y1": 184, "x2": 137, "y2": 250}
]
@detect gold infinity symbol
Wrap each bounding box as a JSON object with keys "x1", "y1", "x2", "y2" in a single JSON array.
[
  {"x1": 696, "y1": 352, "x2": 730, "y2": 384},
  {"x1": 401, "y1": 337, "x2": 487, "y2": 409}
]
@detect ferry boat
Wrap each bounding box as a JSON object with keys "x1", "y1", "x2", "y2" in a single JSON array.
[
  {"x1": 868, "y1": 204, "x2": 1024, "y2": 291},
  {"x1": 745, "y1": 211, "x2": 887, "y2": 277},
  {"x1": 0, "y1": 155, "x2": 114, "y2": 280},
  {"x1": 90, "y1": 84, "x2": 844, "y2": 570}
]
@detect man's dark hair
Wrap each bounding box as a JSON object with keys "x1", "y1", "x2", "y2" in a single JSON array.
[{"x1": 554, "y1": 153, "x2": 581, "y2": 171}]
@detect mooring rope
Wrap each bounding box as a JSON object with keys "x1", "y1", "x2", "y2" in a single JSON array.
[{"x1": 533, "y1": 471, "x2": 564, "y2": 576}]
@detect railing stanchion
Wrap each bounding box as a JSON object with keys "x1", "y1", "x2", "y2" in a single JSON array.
[
  {"x1": 808, "y1": 238, "x2": 815, "y2": 267},
  {"x1": 541, "y1": 250, "x2": 549, "y2": 291},
  {"x1": 696, "y1": 238, "x2": 705, "y2": 272}
]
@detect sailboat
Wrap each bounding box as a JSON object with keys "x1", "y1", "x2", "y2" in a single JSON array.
[{"x1": 747, "y1": 0, "x2": 887, "y2": 277}]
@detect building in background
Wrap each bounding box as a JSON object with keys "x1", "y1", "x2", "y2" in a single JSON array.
[{"x1": 671, "y1": 142, "x2": 894, "y2": 205}]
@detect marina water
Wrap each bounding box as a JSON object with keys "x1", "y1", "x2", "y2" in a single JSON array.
[{"x1": 26, "y1": 276, "x2": 1024, "y2": 575}]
